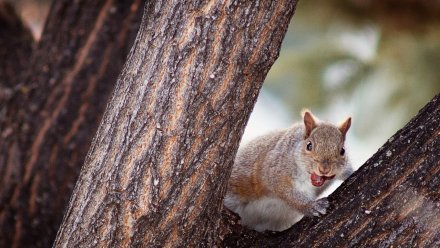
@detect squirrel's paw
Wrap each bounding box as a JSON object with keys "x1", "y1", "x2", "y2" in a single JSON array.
[{"x1": 310, "y1": 198, "x2": 329, "y2": 217}]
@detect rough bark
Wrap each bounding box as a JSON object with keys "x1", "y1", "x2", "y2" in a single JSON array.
[
  {"x1": 0, "y1": 1, "x2": 34, "y2": 102},
  {"x1": 53, "y1": 0, "x2": 298, "y2": 247},
  {"x1": 0, "y1": 0, "x2": 143, "y2": 247},
  {"x1": 221, "y1": 93, "x2": 440, "y2": 247}
]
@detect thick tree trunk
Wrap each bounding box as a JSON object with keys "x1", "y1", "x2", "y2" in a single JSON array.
[
  {"x1": 221, "y1": 93, "x2": 440, "y2": 247},
  {"x1": 53, "y1": 0, "x2": 298, "y2": 247},
  {"x1": 0, "y1": 1, "x2": 34, "y2": 103},
  {"x1": 0, "y1": 0, "x2": 143, "y2": 247}
]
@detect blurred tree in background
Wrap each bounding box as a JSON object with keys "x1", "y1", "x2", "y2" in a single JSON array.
[{"x1": 0, "y1": 0, "x2": 143, "y2": 246}]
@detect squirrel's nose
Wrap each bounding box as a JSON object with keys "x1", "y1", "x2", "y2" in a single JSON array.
[{"x1": 319, "y1": 166, "x2": 330, "y2": 174}]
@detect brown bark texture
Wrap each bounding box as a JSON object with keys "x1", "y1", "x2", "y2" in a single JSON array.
[
  {"x1": 221, "y1": 93, "x2": 440, "y2": 247},
  {"x1": 0, "y1": 0, "x2": 143, "y2": 247},
  {"x1": 53, "y1": 0, "x2": 298, "y2": 247},
  {"x1": 0, "y1": 1, "x2": 34, "y2": 102}
]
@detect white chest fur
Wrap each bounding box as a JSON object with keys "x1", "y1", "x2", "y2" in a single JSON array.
[
  {"x1": 237, "y1": 196, "x2": 304, "y2": 232},
  {"x1": 295, "y1": 173, "x2": 318, "y2": 198},
  {"x1": 224, "y1": 174, "x2": 320, "y2": 232},
  {"x1": 249, "y1": 176, "x2": 318, "y2": 231}
]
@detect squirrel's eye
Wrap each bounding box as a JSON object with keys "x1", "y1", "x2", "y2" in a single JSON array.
[
  {"x1": 306, "y1": 141, "x2": 313, "y2": 151},
  {"x1": 340, "y1": 147, "x2": 345, "y2": 156}
]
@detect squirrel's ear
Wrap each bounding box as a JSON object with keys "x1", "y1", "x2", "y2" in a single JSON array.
[
  {"x1": 339, "y1": 117, "x2": 351, "y2": 139},
  {"x1": 302, "y1": 109, "x2": 317, "y2": 139}
]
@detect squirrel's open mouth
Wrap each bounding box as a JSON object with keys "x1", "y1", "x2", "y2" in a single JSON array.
[{"x1": 311, "y1": 173, "x2": 335, "y2": 187}]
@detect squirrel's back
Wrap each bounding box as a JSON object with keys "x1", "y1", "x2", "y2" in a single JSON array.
[{"x1": 227, "y1": 125, "x2": 303, "y2": 200}]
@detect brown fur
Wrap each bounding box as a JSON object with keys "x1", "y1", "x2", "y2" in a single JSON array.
[
  {"x1": 229, "y1": 150, "x2": 269, "y2": 200},
  {"x1": 224, "y1": 110, "x2": 354, "y2": 232}
]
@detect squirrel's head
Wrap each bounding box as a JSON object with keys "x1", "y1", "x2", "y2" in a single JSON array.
[{"x1": 300, "y1": 109, "x2": 351, "y2": 187}]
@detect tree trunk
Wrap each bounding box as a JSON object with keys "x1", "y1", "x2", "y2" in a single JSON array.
[
  {"x1": 53, "y1": 0, "x2": 298, "y2": 247},
  {"x1": 220, "y1": 93, "x2": 440, "y2": 247},
  {"x1": 0, "y1": 1, "x2": 143, "y2": 247},
  {"x1": 0, "y1": 1, "x2": 34, "y2": 103}
]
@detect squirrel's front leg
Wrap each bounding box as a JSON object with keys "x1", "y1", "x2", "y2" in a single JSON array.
[{"x1": 278, "y1": 189, "x2": 329, "y2": 217}]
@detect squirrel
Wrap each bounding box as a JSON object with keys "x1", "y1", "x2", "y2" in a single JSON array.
[{"x1": 224, "y1": 109, "x2": 353, "y2": 232}]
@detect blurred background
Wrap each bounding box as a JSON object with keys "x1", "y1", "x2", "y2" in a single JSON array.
[
  {"x1": 243, "y1": 0, "x2": 440, "y2": 173},
  {"x1": 9, "y1": 0, "x2": 440, "y2": 175}
]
